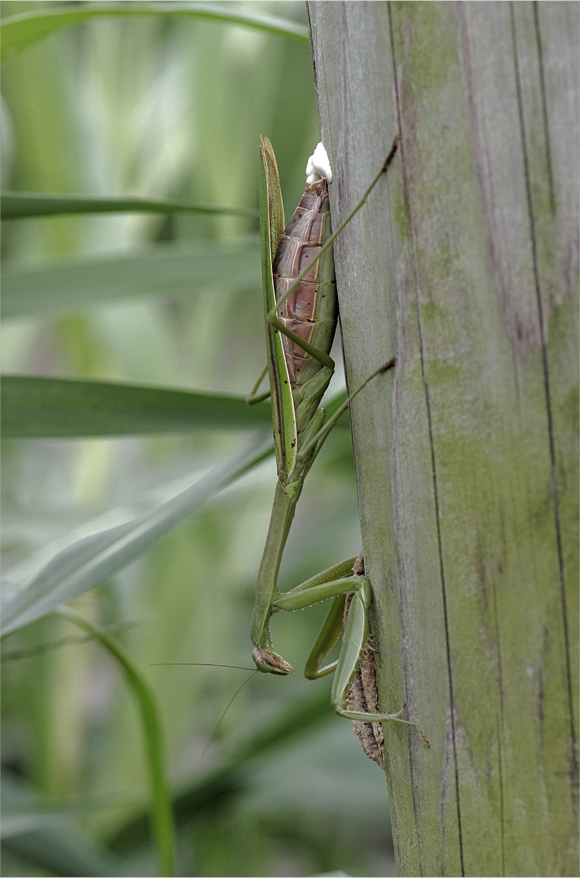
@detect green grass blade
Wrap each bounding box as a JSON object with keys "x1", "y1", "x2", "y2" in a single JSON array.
[
  {"x1": 2, "y1": 240, "x2": 260, "y2": 319},
  {"x1": 1, "y1": 192, "x2": 259, "y2": 220},
  {"x1": 3, "y1": 376, "x2": 350, "y2": 438},
  {"x1": 1, "y1": 438, "x2": 273, "y2": 637},
  {"x1": 56, "y1": 607, "x2": 175, "y2": 877},
  {"x1": 2, "y1": 376, "x2": 273, "y2": 438},
  {"x1": 1, "y1": 3, "x2": 309, "y2": 64}
]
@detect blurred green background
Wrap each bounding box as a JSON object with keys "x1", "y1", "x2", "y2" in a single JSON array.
[{"x1": 1, "y1": 2, "x2": 396, "y2": 875}]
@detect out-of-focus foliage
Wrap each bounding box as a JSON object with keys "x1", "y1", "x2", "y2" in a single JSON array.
[{"x1": 1, "y1": 2, "x2": 395, "y2": 875}]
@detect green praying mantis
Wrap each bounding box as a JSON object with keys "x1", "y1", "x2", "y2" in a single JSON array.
[{"x1": 247, "y1": 135, "x2": 428, "y2": 757}]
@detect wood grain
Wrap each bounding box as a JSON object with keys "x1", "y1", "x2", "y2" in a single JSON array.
[{"x1": 308, "y1": 3, "x2": 578, "y2": 874}]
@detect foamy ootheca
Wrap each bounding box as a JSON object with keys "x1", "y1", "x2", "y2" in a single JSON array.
[{"x1": 305, "y1": 142, "x2": 333, "y2": 184}]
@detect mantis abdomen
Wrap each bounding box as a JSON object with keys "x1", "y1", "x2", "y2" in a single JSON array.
[{"x1": 273, "y1": 180, "x2": 338, "y2": 395}]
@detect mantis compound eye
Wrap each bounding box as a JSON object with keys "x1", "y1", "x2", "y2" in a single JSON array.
[{"x1": 252, "y1": 648, "x2": 293, "y2": 676}]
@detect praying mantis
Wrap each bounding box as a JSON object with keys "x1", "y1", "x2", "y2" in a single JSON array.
[{"x1": 247, "y1": 135, "x2": 427, "y2": 758}]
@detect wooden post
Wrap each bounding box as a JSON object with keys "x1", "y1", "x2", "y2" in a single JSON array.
[{"x1": 308, "y1": 3, "x2": 578, "y2": 875}]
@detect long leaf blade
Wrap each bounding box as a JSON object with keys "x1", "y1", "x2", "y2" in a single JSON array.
[
  {"x1": 1, "y1": 3, "x2": 308, "y2": 64},
  {"x1": 1, "y1": 192, "x2": 258, "y2": 220},
  {"x1": 1, "y1": 439, "x2": 272, "y2": 637},
  {"x1": 2, "y1": 377, "x2": 272, "y2": 438},
  {"x1": 2, "y1": 240, "x2": 260, "y2": 319}
]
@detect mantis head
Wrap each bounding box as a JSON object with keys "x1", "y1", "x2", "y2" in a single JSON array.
[{"x1": 252, "y1": 647, "x2": 293, "y2": 675}]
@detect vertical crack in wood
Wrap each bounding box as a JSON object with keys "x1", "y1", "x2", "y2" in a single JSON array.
[
  {"x1": 532, "y1": 2, "x2": 556, "y2": 215},
  {"x1": 491, "y1": 553, "x2": 507, "y2": 874},
  {"x1": 388, "y1": 5, "x2": 466, "y2": 874},
  {"x1": 509, "y1": 3, "x2": 579, "y2": 810}
]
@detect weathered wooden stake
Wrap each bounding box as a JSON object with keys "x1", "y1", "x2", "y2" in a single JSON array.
[{"x1": 308, "y1": 3, "x2": 578, "y2": 874}]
